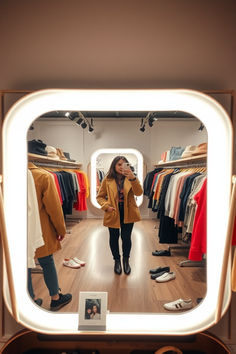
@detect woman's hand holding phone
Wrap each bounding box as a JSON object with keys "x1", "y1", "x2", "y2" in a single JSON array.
[{"x1": 122, "y1": 162, "x2": 135, "y2": 179}]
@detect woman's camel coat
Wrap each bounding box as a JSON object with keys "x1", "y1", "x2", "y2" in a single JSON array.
[
  {"x1": 96, "y1": 177, "x2": 143, "y2": 229},
  {"x1": 28, "y1": 163, "x2": 66, "y2": 258}
]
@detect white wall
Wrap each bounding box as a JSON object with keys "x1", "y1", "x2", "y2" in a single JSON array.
[{"x1": 28, "y1": 118, "x2": 207, "y2": 219}]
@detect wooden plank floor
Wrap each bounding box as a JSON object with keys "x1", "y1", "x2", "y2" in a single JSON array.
[{"x1": 32, "y1": 218, "x2": 206, "y2": 313}]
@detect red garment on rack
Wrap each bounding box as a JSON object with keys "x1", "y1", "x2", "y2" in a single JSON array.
[
  {"x1": 74, "y1": 171, "x2": 87, "y2": 211},
  {"x1": 188, "y1": 179, "x2": 207, "y2": 261}
]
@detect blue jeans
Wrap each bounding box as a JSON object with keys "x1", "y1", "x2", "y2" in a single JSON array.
[{"x1": 28, "y1": 254, "x2": 59, "y2": 298}]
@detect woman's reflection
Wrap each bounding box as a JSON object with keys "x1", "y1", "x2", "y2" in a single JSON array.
[{"x1": 96, "y1": 156, "x2": 143, "y2": 275}]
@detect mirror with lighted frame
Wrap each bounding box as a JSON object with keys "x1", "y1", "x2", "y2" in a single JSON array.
[{"x1": 2, "y1": 89, "x2": 233, "y2": 335}]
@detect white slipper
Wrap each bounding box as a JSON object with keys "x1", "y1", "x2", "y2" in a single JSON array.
[
  {"x1": 72, "y1": 257, "x2": 86, "y2": 266},
  {"x1": 164, "y1": 298, "x2": 193, "y2": 311},
  {"x1": 155, "y1": 271, "x2": 176, "y2": 282},
  {"x1": 63, "y1": 258, "x2": 81, "y2": 269}
]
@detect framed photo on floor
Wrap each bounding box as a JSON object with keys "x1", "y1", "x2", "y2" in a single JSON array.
[{"x1": 78, "y1": 291, "x2": 108, "y2": 330}]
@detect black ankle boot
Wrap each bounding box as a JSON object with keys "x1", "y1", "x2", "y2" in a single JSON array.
[
  {"x1": 123, "y1": 257, "x2": 131, "y2": 275},
  {"x1": 114, "y1": 259, "x2": 122, "y2": 274}
]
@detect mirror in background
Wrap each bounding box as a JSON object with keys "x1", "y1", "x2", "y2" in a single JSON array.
[
  {"x1": 27, "y1": 110, "x2": 208, "y2": 315},
  {"x1": 96, "y1": 152, "x2": 138, "y2": 191}
]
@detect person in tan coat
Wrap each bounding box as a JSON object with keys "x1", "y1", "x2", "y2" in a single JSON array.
[
  {"x1": 96, "y1": 156, "x2": 143, "y2": 275},
  {"x1": 28, "y1": 162, "x2": 72, "y2": 311}
]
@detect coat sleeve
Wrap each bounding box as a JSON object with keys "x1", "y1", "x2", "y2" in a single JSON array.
[
  {"x1": 96, "y1": 178, "x2": 110, "y2": 211},
  {"x1": 130, "y1": 178, "x2": 143, "y2": 196},
  {"x1": 42, "y1": 173, "x2": 66, "y2": 236}
]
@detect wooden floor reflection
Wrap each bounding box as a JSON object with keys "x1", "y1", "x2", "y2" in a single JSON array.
[{"x1": 31, "y1": 219, "x2": 206, "y2": 313}]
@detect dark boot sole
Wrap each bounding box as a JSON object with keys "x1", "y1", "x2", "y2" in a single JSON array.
[{"x1": 50, "y1": 298, "x2": 72, "y2": 311}]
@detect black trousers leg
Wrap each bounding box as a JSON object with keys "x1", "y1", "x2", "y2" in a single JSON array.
[
  {"x1": 108, "y1": 203, "x2": 134, "y2": 259},
  {"x1": 108, "y1": 227, "x2": 120, "y2": 260},
  {"x1": 119, "y1": 203, "x2": 134, "y2": 258},
  {"x1": 121, "y1": 223, "x2": 133, "y2": 257}
]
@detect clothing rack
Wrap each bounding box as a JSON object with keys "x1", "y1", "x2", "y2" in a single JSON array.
[{"x1": 153, "y1": 156, "x2": 207, "y2": 267}]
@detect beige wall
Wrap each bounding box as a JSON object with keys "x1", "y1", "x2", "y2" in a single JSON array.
[{"x1": 0, "y1": 0, "x2": 236, "y2": 346}]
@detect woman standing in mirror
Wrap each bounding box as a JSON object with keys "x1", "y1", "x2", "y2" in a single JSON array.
[{"x1": 97, "y1": 156, "x2": 143, "y2": 275}]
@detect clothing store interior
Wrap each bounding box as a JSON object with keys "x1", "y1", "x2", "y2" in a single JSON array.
[{"x1": 26, "y1": 98, "x2": 218, "y2": 316}]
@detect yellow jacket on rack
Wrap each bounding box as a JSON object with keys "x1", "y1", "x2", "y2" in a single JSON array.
[
  {"x1": 96, "y1": 176, "x2": 143, "y2": 229},
  {"x1": 28, "y1": 162, "x2": 66, "y2": 258}
]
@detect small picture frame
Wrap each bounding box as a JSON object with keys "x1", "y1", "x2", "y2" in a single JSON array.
[{"x1": 78, "y1": 291, "x2": 108, "y2": 331}]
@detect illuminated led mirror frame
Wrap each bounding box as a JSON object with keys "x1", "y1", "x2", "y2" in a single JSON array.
[
  {"x1": 2, "y1": 89, "x2": 232, "y2": 335},
  {"x1": 91, "y1": 148, "x2": 143, "y2": 209}
]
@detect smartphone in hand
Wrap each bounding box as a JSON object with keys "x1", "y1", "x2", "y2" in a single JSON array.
[{"x1": 122, "y1": 162, "x2": 130, "y2": 171}]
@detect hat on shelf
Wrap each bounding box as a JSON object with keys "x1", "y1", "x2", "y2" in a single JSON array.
[
  {"x1": 181, "y1": 145, "x2": 197, "y2": 158},
  {"x1": 169, "y1": 146, "x2": 185, "y2": 161},
  {"x1": 28, "y1": 139, "x2": 47, "y2": 156},
  {"x1": 191, "y1": 142, "x2": 207, "y2": 156},
  {"x1": 63, "y1": 152, "x2": 76, "y2": 162},
  {"x1": 56, "y1": 148, "x2": 68, "y2": 160},
  {"x1": 45, "y1": 145, "x2": 60, "y2": 160}
]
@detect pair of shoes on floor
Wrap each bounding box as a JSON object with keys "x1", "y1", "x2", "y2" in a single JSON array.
[
  {"x1": 150, "y1": 270, "x2": 169, "y2": 280},
  {"x1": 155, "y1": 271, "x2": 175, "y2": 282},
  {"x1": 63, "y1": 257, "x2": 86, "y2": 269},
  {"x1": 149, "y1": 266, "x2": 170, "y2": 274},
  {"x1": 34, "y1": 298, "x2": 43, "y2": 306},
  {"x1": 152, "y1": 249, "x2": 171, "y2": 256},
  {"x1": 164, "y1": 298, "x2": 193, "y2": 311},
  {"x1": 114, "y1": 258, "x2": 131, "y2": 275},
  {"x1": 50, "y1": 293, "x2": 72, "y2": 311}
]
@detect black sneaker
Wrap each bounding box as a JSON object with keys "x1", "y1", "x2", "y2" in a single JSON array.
[
  {"x1": 149, "y1": 266, "x2": 170, "y2": 274},
  {"x1": 50, "y1": 293, "x2": 72, "y2": 311},
  {"x1": 152, "y1": 249, "x2": 171, "y2": 256},
  {"x1": 34, "y1": 298, "x2": 43, "y2": 306}
]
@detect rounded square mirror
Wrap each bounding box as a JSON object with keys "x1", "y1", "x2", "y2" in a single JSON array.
[{"x1": 2, "y1": 89, "x2": 233, "y2": 335}]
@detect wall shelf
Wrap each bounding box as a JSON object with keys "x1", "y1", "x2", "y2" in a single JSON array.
[
  {"x1": 28, "y1": 153, "x2": 82, "y2": 168},
  {"x1": 154, "y1": 154, "x2": 207, "y2": 168}
]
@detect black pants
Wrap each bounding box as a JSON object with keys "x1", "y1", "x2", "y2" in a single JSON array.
[{"x1": 108, "y1": 203, "x2": 134, "y2": 259}]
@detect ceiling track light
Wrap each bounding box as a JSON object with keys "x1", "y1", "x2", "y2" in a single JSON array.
[
  {"x1": 76, "y1": 117, "x2": 83, "y2": 125},
  {"x1": 69, "y1": 111, "x2": 79, "y2": 120},
  {"x1": 81, "y1": 122, "x2": 87, "y2": 129},
  {"x1": 140, "y1": 112, "x2": 158, "y2": 132},
  {"x1": 198, "y1": 123, "x2": 205, "y2": 131},
  {"x1": 140, "y1": 125, "x2": 145, "y2": 132},
  {"x1": 67, "y1": 111, "x2": 95, "y2": 132}
]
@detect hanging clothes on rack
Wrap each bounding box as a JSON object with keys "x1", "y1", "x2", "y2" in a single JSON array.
[
  {"x1": 28, "y1": 157, "x2": 89, "y2": 215},
  {"x1": 188, "y1": 178, "x2": 207, "y2": 261},
  {"x1": 73, "y1": 169, "x2": 88, "y2": 212},
  {"x1": 143, "y1": 167, "x2": 163, "y2": 197},
  {"x1": 182, "y1": 174, "x2": 207, "y2": 241},
  {"x1": 144, "y1": 161, "x2": 207, "y2": 246}
]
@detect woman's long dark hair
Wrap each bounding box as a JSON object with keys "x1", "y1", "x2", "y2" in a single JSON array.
[{"x1": 106, "y1": 156, "x2": 129, "y2": 180}]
